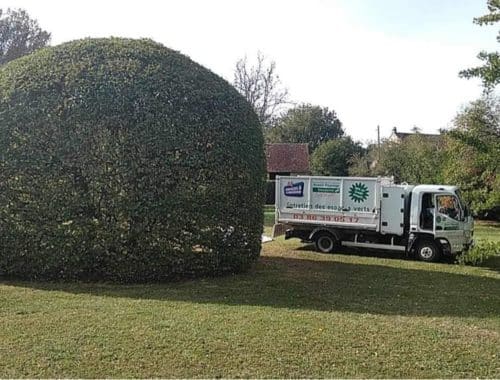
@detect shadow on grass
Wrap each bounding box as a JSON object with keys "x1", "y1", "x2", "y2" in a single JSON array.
[
  {"x1": 476, "y1": 220, "x2": 500, "y2": 228},
  {"x1": 296, "y1": 243, "x2": 409, "y2": 261},
  {"x1": 479, "y1": 255, "x2": 500, "y2": 274},
  {"x1": 3, "y1": 254, "x2": 499, "y2": 319}
]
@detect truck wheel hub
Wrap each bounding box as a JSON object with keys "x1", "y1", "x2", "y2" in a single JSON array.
[
  {"x1": 420, "y1": 246, "x2": 434, "y2": 259},
  {"x1": 318, "y1": 237, "x2": 333, "y2": 251}
]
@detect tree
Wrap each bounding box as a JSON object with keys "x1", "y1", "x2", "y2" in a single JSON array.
[
  {"x1": 459, "y1": 0, "x2": 500, "y2": 90},
  {"x1": 375, "y1": 134, "x2": 446, "y2": 184},
  {"x1": 267, "y1": 104, "x2": 344, "y2": 152},
  {"x1": 233, "y1": 52, "x2": 289, "y2": 127},
  {"x1": 311, "y1": 137, "x2": 364, "y2": 176},
  {"x1": 348, "y1": 144, "x2": 376, "y2": 177},
  {"x1": 0, "y1": 8, "x2": 50, "y2": 65},
  {"x1": 443, "y1": 97, "x2": 500, "y2": 217}
]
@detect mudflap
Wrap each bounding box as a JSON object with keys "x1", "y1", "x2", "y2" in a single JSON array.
[{"x1": 272, "y1": 223, "x2": 287, "y2": 238}]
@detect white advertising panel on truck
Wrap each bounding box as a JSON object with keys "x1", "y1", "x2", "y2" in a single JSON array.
[{"x1": 277, "y1": 176, "x2": 392, "y2": 231}]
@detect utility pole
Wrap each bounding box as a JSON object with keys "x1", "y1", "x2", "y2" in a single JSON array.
[{"x1": 377, "y1": 125, "x2": 380, "y2": 162}]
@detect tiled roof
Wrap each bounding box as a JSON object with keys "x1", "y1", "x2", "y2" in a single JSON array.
[
  {"x1": 390, "y1": 128, "x2": 441, "y2": 142},
  {"x1": 395, "y1": 132, "x2": 441, "y2": 140},
  {"x1": 265, "y1": 143, "x2": 310, "y2": 173}
]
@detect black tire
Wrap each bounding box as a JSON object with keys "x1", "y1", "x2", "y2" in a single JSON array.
[
  {"x1": 314, "y1": 232, "x2": 336, "y2": 253},
  {"x1": 415, "y1": 239, "x2": 441, "y2": 262}
]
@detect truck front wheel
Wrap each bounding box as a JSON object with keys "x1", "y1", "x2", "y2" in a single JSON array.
[
  {"x1": 416, "y1": 239, "x2": 441, "y2": 262},
  {"x1": 314, "y1": 232, "x2": 336, "y2": 253}
]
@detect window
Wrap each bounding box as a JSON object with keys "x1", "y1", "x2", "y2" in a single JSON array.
[
  {"x1": 420, "y1": 193, "x2": 435, "y2": 230},
  {"x1": 436, "y1": 195, "x2": 461, "y2": 221}
]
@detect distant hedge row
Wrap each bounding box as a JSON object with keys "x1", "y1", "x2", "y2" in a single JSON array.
[{"x1": 0, "y1": 38, "x2": 265, "y2": 282}]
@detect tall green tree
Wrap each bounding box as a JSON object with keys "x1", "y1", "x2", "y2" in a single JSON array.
[
  {"x1": 443, "y1": 97, "x2": 500, "y2": 217},
  {"x1": 375, "y1": 134, "x2": 445, "y2": 184},
  {"x1": 267, "y1": 104, "x2": 344, "y2": 151},
  {"x1": 459, "y1": 0, "x2": 500, "y2": 90},
  {"x1": 0, "y1": 8, "x2": 50, "y2": 65},
  {"x1": 311, "y1": 137, "x2": 364, "y2": 176}
]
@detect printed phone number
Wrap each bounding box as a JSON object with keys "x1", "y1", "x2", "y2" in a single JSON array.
[{"x1": 293, "y1": 214, "x2": 360, "y2": 223}]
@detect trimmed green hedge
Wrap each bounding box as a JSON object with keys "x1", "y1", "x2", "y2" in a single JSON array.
[{"x1": 0, "y1": 38, "x2": 265, "y2": 282}]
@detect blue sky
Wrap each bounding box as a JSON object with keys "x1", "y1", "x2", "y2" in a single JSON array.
[
  {"x1": 0, "y1": 0, "x2": 497, "y2": 142},
  {"x1": 343, "y1": 0, "x2": 494, "y2": 45}
]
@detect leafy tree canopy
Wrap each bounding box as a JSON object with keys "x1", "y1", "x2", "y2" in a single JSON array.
[
  {"x1": 0, "y1": 8, "x2": 50, "y2": 65},
  {"x1": 267, "y1": 104, "x2": 344, "y2": 152},
  {"x1": 459, "y1": 0, "x2": 500, "y2": 90},
  {"x1": 347, "y1": 127, "x2": 448, "y2": 185},
  {"x1": 311, "y1": 137, "x2": 364, "y2": 177},
  {"x1": 443, "y1": 96, "x2": 500, "y2": 216}
]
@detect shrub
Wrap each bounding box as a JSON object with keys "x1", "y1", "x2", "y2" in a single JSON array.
[
  {"x1": 0, "y1": 38, "x2": 265, "y2": 282},
  {"x1": 456, "y1": 241, "x2": 500, "y2": 266}
]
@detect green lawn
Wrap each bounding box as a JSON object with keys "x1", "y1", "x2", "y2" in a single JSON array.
[
  {"x1": 1, "y1": 220, "x2": 499, "y2": 378},
  {"x1": 264, "y1": 206, "x2": 275, "y2": 227},
  {"x1": 475, "y1": 220, "x2": 500, "y2": 242}
]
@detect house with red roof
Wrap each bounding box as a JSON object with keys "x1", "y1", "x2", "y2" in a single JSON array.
[{"x1": 265, "y1": 143, "x2": 310, "y2": 180}]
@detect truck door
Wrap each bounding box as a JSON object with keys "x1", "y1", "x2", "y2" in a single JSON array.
[
  {"x1": 380, "y1": 186, "x2": 404, "y2": 235},
  {"x1": 434, "y1": 194, "x2": 465, "y2": 252}
]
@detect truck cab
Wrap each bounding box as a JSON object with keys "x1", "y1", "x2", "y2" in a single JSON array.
[{"x1": 408, "y1": 185, "x2": 474, "y2": 260}]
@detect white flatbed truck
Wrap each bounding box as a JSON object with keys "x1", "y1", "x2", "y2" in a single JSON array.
[{"x1": 273, "y1": 176, "x2": 474, "y2": 262}]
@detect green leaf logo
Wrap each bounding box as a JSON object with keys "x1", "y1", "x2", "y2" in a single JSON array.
[{"x1": 349, "y1": 182, "x2": 369, "y2": 203}]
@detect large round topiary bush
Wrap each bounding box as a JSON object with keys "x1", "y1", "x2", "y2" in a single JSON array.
[{"x1": 0, "y1": 38, "x2": 265, "y2": 282}]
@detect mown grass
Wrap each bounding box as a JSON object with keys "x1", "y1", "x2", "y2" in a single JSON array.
[
  {"x1": 264, "y1": 208, "x2": 275, "y2": 227},
  {"x1": 475, "y1": 220, "x2": 500, "y2": 242},
  {"x1": 0, "y1": 219, "x2": 499, "y2": 378}
]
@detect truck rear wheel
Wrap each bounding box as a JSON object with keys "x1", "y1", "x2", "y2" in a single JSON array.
[
  {"x1": 314, "y1": 232, "x2": 336, "y2": 253},
  {"x1": 416, "y1": 239, "x2": 441, "y2": 262}
]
